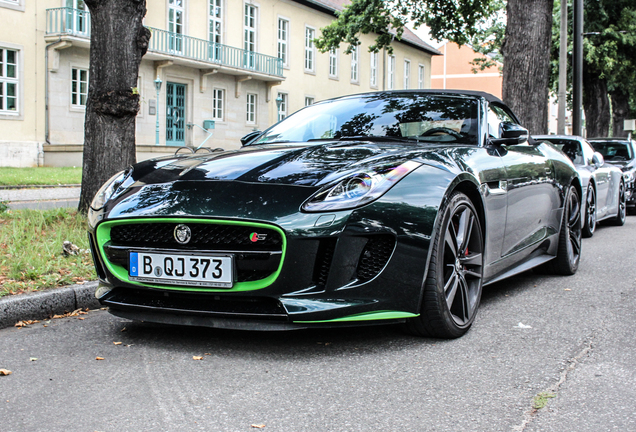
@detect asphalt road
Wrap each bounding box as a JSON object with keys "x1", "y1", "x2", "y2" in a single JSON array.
[{"x1": 1, "y1": 218, "x2": 635, "y2": 432}]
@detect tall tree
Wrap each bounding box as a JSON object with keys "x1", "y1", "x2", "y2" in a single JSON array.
[
  {"x1": 315, "y1": 0, "x2": 556, "y2": 135},
  {"x1": 78, "y1": 0, "x2": 150, "y2": 212}
]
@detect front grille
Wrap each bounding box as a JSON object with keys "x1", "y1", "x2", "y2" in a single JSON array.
[
  {"x1": 110, "y1": 223, "x2": 282, "y2": 251},
  {"x1": 103, "y1": 221, "x2": 284, "y2": 286},
  {"x1": 356, "y1": 235, "x2": 395, "y2": 282}
]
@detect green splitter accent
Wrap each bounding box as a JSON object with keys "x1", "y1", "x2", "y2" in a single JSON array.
[
  {"x1": 295, "y1": 310, "x2": 419, "y2": 324},
  {"x1": 95, "y1": 218, "x2": 286, "y2": 292}
]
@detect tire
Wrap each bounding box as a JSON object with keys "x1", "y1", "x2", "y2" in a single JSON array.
[
  {"x1": 546, "y1": 185, "x2": 582, "y2": 275},
  {"x1": 582, "y1": 185, "x2": 596, "y2": 238},
  {"x1": 609, "y1": 180, "x2": 626, "y2": 226},
  {"x1": 405, "y1": 192, "x2": 484, "y2": 338}
]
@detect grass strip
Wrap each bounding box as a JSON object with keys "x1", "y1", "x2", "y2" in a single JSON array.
[
  {"x1": 0, "y1": 167, "x2": 82, "y2": 186},
  {"x1": 0, "y1": 208, "x2": 95, "y2": 297}
]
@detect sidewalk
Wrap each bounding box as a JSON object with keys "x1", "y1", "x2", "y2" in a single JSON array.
[{"x1": 0, "y1": 185, "x2": 80, "y2": 210}]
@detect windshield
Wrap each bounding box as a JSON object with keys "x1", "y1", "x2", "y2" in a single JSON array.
[
  {"x1": 253, "y1": 93, "x2": 480, "y2": 145},
  {"x1": 590, "y1": 141, "x2": 634, "y2": 161}
]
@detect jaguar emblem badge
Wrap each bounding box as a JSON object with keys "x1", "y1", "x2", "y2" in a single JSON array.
[{"x1": 174, "y1": 224, "x2": 192, "y2": 244}]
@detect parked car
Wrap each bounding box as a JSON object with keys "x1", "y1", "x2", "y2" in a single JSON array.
[
  {"x1": 87, "y1": 90, "x2": 582, "y2": 339},
  {"x1": 588, "y1": 137, "x2": 636, "y2": 214},
  {"x1": 534, "y1": 135, "x2": 626, "y2": 237}
]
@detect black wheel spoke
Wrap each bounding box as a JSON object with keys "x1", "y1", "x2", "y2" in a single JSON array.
[
  {"x1": 445, "y1": 223, "x2": 458, "y2": 257},
  {"x1": 459, "y1": 252, "x2": 482, "y2": 267},
  {"x1": 570, "y1": 231, "x2": 581, "y2": 255},
  {"x1": 456, "y1": 208, "x2": 474, "y2": 252},
  {"x1": 444, "y1": 270, "x2": 459, "y2": 308}
]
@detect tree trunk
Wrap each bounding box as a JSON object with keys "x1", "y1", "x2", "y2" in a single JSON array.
[
  {"x1": 78, "y1": 0, "x2": 150, "y2": 213},
  {"x1": 610, "y1": 89, "x2": 630, "y2": 138},
  {"x1": 582, "y1": 69, "x2": 610, "y2": 138},
  {"x1": 502, "y1": 0, "x2": 553, "y2": 135}
]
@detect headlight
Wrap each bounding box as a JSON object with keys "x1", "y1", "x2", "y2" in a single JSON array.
[
  {"x1": 624, "y1": 171, "x2": 635, "y2": 184},
  {"x1": 90, "y1": 169, "x2": 129, "y2": 210},
  {"x1": 302, "y1": 160, "x2": 421, "y2": 212}
]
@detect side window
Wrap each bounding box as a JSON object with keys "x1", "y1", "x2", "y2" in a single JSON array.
[
  {"x1": 581, "y1": 141, "x2": 595, "y2": 165},
  {"x1": 487, "y1": 105, "x2": 515, "y2": 138}
]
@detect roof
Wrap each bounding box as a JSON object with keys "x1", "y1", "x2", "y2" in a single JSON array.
[
  {"x1": 294, "y1": 0, "x2": 441, "y2": 56},
  {"x1": 329, "y1": 89, "x2": 504, "y2": 104}
]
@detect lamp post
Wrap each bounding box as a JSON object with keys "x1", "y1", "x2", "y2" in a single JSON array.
[
  {"x1": 154, "y1": 78, "x2": 162, "y2": 146},
  {"x1": 275, "y1": 94, "x2": 283, "y2": 122}
]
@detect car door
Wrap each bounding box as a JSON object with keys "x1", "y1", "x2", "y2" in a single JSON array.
[
  {"x1": 487, "y1": 105, "x2": 559, "y2": 261},
  {"x1": 582, "y1": 140, "x2": 611, "y2": 218}
]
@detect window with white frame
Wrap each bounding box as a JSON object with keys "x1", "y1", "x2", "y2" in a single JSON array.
[
  {"x1": 277, "y1": 92, "x2": 288, "y2": 121},
  {"x1": 403, "y1": 60, "x2": 410, "y2": 89},
  {"x1": 0, "y1": 47, "x2": 18, "y2": 113},
  {"x1": 418, "y1": 65, "x2": 425, "y2": 89},
  {"x1": 213, "y1": 88, "x2": 224, "y2": 120},
  {"x1": 71, "y1": 67, "x2": 89, "y2": 107},
  {"x1": 329, "y1": 49, "x2": 338, "y2": 77},
  {"x1": 0, "y1": 0, "x2": 25, "y2": 12},
  {"x1": 304, "y1": 26, "x2": 315, "y2": 72},
  {"x1": 370, "y1": 51, "x2": 378, "y2": 87},
  {"x1": 350, "y1": 46, "x2": 359, "y2": 83},
  {"x1": 168, "y1": 0, "x2": 184, "y2": 53},
  {"x1": 246, "y1": 92, "x2": 257, "y2": 123},
  {"x1": 387, "y1": 55, "x2": 395, "y2": 90},
  {"x1": 244, "y1": 4, "x2": 257, "y2": 68},
  {"x1": 209, "y1": 0, "x2": 223, "y2": 60},
  {"x1": 305, "y1": 96, "x2": 314, "y2": 106},
  {"x1": 277, "y1": 18, "x2": 289, "y2": 67}
]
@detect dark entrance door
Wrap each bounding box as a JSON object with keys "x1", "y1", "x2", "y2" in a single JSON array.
[{"x1": 166, "y1": 82, "x2": 186, "y2": 146}]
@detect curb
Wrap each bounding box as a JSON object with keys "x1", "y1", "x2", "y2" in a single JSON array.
[
  {"x1": 0, "y1": 281, "x2": 101, "y2": 330},
  {"x1": 0, "y1": 184, "x2": 81, "y2": 190}
]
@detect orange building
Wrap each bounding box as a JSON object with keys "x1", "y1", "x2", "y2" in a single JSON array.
[{"x1": 431, "y1": 42, "x2": 502, "y2": 99}]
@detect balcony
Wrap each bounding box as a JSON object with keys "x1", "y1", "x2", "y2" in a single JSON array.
[{"x1": 45, "y1": 7, "x2": 284, "y2": 81}]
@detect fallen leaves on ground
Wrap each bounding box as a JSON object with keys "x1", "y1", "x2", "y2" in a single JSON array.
[
  {"x1": 95, "y1": 357, "x2": 104, "y2": 361},
  {"x1": 29, "y1": 357, "x2": 37, "y2": 361},
  {"x1": 52, "y1": 308, "x2": 89, "y2": 319},
  {"x1": 0, "y1": 369, "x2": 12, "y2": 376},
  {"x1": 113, "y1": 342, "x2": 122, "y2": 345},
  {"x1": 193, "y1": 356, "x2": 203, "y2": 361},
  {"x1": 251, "y1": 424, "x2": 266, "y2": 429},
  {"x1": 14, "y1": 320, "x2": 39, "y2": 327}
]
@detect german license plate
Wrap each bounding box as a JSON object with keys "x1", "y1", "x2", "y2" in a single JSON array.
[{"x1": 129, "y1": 251, "x2": 233, "y2": 288}]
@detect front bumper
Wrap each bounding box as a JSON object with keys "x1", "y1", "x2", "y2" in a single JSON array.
[{"x1": 90, "y1": 211, "x2": 434, "y2": 328}]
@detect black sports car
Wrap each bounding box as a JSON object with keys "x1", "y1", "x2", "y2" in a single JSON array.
[
  {"x1": 88, "y1": 90, "x2": 582, "y2": 338},
  {"x1": 587, "y1": 137, "x2": 636, "y2": 214},
  {"x1": 534, "y1": 135, "x2": 626, "y2": 237}
]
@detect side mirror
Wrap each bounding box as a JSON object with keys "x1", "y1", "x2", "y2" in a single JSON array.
[
  {"x1": 490, "y1": 122, "x2": 529, "y2": 146},
  {"x1": 240, "y1": 130, "x2": 262, "y2": 146},
  {"x1": 592, "y1": 152, "x2": 604, "y2": 168}
]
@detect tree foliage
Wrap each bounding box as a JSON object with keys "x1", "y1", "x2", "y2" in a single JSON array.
[
  {"x1": 549, "y1": 0, "x2": 636, "y2": 136},
  {"x1": 315, "y1": 0, "x2": 555, "y2": 135},
  {"x1": 315, "y1": 0, "x2": 501, "y2": 54}
]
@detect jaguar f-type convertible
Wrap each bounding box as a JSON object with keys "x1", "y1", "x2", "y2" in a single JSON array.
[{"x1": 88, "y1": 90, "x2": 582, "y2": 338}]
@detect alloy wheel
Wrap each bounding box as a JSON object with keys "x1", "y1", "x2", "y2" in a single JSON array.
[
  {"x1": 442, "y1": 203, "x2": 484, "y2": 327},
  {"x1": 566, "y1": 188, "x2": 582, "y2": 265}
]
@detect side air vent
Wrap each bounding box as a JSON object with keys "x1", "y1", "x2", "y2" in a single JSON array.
[
  {"x1": 313, "y1": 238, "x2": 337, "y2": 286},
  {"x1": 356, "y1": 235, "x2": 396, "y2": 282}
]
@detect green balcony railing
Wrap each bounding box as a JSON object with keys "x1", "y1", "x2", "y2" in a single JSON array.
[
  {"x1": 45, "y1": 8, "x2": 284, "y2": 78},
  {"x1": 46, "y1": 7, "x2": 91, "y2": 38},
  {"x1": 146, "y1": 27, "x2": 283, "y2": 77}
]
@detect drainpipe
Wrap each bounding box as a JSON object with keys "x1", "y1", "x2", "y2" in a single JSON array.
[
  {"x1": 44, "y1": 37, "x2": 62, "y2": 146},
  {"x1": 382, "y1": 47, "x2": 386, "y2": 91}
]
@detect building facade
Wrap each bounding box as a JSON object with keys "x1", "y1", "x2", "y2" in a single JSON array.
[{"x1": 0, "y1": 0, "x2": 438, "y2": 167}]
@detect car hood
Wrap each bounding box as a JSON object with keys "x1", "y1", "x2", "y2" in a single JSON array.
[
  {"x1": 605, "y1": 159, "x2": 636, "y2": 171},
  {"x1": 127, "y1": 142, "x2": 445, "y2": 188},
  {"x1": 102, "y1": 141, "x2": 461, "y2": 220}
]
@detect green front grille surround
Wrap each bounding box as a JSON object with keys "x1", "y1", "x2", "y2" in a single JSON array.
[{"x1": 95, "y1": 218, "x2": 286, "y2": 292}]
